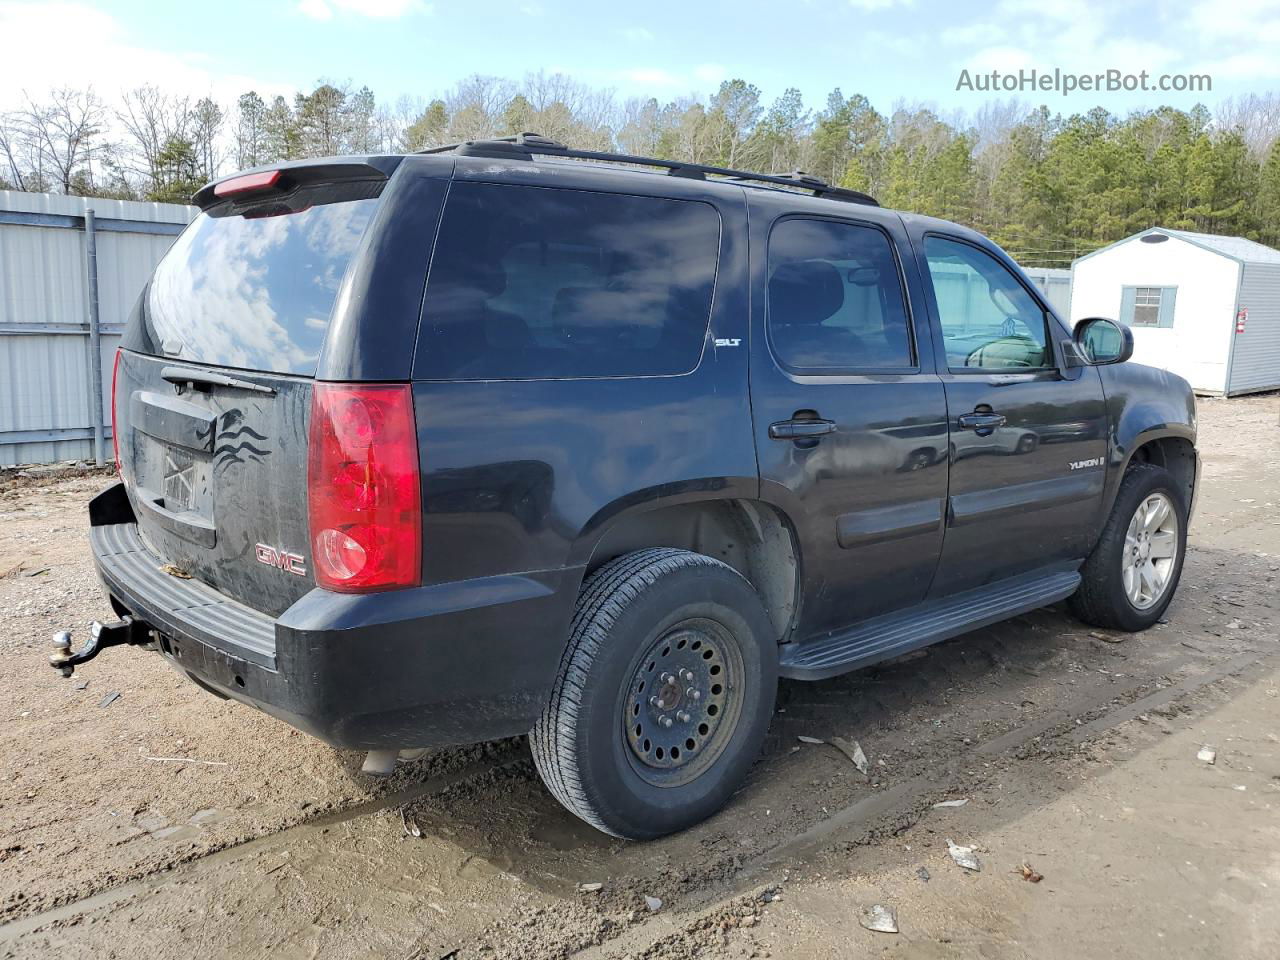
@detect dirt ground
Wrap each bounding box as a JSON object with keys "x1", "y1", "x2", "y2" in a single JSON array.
[{"x1": 1, "y1": 393, "x2": 1278, "y2": 960}]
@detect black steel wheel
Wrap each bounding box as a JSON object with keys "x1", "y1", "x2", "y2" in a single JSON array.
[
  {"x1": 623, "y1": 619, "x2": 744, "y2": 787},
  {"x1": 531, "y1": 548, "x2": 777, "y2": 840}
]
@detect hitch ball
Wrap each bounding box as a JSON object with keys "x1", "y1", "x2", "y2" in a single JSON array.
[
  {"x1": 45, "y1": 618, "x2": 140, "y2": 678},
  {"x1": 49, "y1": 631, "x2": 75, "y2": 677}
]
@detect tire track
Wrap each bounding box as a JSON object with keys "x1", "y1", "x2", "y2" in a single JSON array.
[{"x1": 565, "y1": 643, "x2": 1275, "y2": 960}]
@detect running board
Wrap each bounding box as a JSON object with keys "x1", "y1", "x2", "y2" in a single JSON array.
[{"x1": 778, "y1": 568, "x2": 1082, "y2": 681}]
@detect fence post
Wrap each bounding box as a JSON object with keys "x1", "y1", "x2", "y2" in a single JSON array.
[{"x1": 84, "y1": 208, "x2": 105, "y2": 466}]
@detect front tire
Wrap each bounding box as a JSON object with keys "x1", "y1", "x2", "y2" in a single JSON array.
[
  {"x1": 1069, "y1": 462, "x2": 1188, "y2": 631},
  {"x1": 530, "y1": 548, "x2": 778, "y2": 840}
]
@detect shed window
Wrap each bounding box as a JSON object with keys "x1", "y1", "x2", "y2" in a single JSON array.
[{"x1": 1120, "y1": 285, "x2": 1177, "y2": 328}]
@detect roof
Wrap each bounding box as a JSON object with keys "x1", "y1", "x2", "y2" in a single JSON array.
[
  {"x1": 1158, "y1": 229, "x2": 1280, "y2": 264},
  {"x1": 1074, "y1": 227, "x2": 1280, "y2": 266}
]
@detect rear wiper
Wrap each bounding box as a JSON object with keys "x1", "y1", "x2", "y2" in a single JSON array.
[{"x1": 160, "y1": 366, "x2": 276, "y2": 395}]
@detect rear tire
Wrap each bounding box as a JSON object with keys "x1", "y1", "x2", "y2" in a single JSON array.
[
  {"x1": 530, "y1": 548, "x2": 777, "y2": 840},
  {"x1": 1069, "y1": 462, "x2": 1188, "y2": 632}
]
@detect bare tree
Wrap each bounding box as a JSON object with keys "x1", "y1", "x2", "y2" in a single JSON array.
[
  {"x1": 384, "y1": 95, "x2": 426, "y2": 151},
  {"x1": 444, "y1": 75, "x2": 515, "y2": 141},
  {"x1": 1217, "y1": 93, "x2": 1280, "y2": 160},
  {"x1": 117, "y1": 86, "x2": 194, "y2": 191},
  {"x1": 0, "y1": 112, "x2": 37, "y2": 189},
  {"x1": 617, "y1": 97, "x2": 663, "y2": 156},
  {"x1": 16, "y1": 88, "x2": 107, "y2": 193}
]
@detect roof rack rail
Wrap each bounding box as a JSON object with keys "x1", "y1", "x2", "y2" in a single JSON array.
[{"x1": 419, "y1": 132, "x2": 880, "y2": 207}]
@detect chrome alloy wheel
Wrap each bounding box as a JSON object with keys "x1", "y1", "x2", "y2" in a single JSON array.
[
  {"x1": 1122, "y1": 492, "x2": 1179, "y2": 610},
  {"x1": 623, "y1": 619, "x2": 744, "y2": 788}
]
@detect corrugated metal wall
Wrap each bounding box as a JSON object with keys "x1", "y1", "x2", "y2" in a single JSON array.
[
  {"x1": 1228, "y1": 261, "x2": 1280, "y2": 396},
  {"x1": 1022, "y1": 267, "x2": 1073, "y2": 317},
  {"x1": 931, "y1": 264, "x2": 1073, "y2": 330},
  {"x1": 0, "y1": 191, "x2": 195, "y2": 466}
]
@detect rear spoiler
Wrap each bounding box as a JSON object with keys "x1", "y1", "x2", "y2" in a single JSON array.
[{"x1": 192, "y1": 156, "x2": 404, "y2": 210}]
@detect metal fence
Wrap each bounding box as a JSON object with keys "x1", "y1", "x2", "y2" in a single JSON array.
[{"x1": 0, "y1": 191, "x2": 195, "y2": 467}]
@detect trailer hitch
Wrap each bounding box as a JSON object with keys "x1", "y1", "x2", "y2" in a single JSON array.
[{"x1": 48, "y1": 618, "x2": 151, "y2": 678}]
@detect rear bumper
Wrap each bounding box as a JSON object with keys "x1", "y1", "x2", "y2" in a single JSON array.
[{"x1": 89, "y1": 483, "x2": 579, "y2": 750}]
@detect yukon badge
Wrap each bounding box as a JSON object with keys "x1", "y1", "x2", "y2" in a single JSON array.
[
  {"x1": 1068, "y1": 457, "x2": 1103, "y2": 471},
  {"x1": 255, "y1": 543, "x2": 308, "y2": 577}
]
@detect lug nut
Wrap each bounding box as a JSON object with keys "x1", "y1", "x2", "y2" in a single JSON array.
[
  {"x1": 650, "y1": 696, "x2": 666, "y2": 709},
  {"x1": 660, "y1": 716, "x2": 673, "y2": 728},
  {"x1": 680, "y1": 669, "x2": 693, "y2": 681},
  {"x1": 676, "y1": 711, "x2": 691, "y2": 723},
  {"x1": 687, "y1": 688, "x2": 701, "y2": 700},
  {"x1": 660, "y1": 672, "x2": 673, "y2": 684}
]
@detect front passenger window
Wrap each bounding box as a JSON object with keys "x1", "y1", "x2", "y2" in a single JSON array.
[{"x1": 924, "y1": 236, "x2": 1051, "y2": 371}]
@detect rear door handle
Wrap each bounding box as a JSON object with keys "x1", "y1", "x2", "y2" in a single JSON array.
[
  {"x1": 769, "y1": 419, "x2": 836, "y2": 440},
  {"x1": 957, "y1": 412, "x2": 1007, "y2": 432}
]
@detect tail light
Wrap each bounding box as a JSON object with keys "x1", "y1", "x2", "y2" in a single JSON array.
[
  {"x1": 110, "y1": 349, "x2": 122, "y2": 475},
  {"x1": 307, "y1": 383, "x2": 421, "y2": 592}
]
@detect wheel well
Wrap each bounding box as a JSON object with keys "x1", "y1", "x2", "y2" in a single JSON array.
[
  {"x1": 586, "y1": 500, "x2": 799, "y2": 643},
  {"x1": 1128, "y1": 436, "x2": 1196, "y2": 508}
]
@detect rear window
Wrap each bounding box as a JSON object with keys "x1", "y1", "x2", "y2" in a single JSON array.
[
  {"x1": 415, "y1": 182, "x2": 721, "y2": 380},
  {"x1": 139, "y1": 184, "x2": 381, "y2": 376}
]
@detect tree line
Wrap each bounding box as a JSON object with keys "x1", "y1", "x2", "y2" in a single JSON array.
[{"x1": 3, "y1": 76, "x2": 1280, "y2": 266}]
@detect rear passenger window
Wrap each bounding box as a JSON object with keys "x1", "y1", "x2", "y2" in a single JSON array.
[
  {"x1": 767, "y1": 218, "x2": 914, "y2": 371},
  {"x1": 416, "y1": 182, "x2": 721, "y2": 380}
]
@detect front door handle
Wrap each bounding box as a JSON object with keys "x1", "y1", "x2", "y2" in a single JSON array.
[
  {"x1": 769, "y1": 419, "x2": 836, "y2": 441},
  {"x1": 957, "y1": 412, "x2": 1007, "y2": 434}
]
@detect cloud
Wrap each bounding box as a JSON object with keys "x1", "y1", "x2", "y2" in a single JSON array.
[
  {"x1": 618, "y1": 64, "x2": 727, "y2": 95},
  {"x1": 693, "y1": 63, "x2": 727, "y2": 86},
  {"x1": 623, "y1": 68, "x2": 683, "y2": 90},
  {"x1": 297, "y1": 0, "x2": 332, "y2": 19},
  {"x1": 967, "y1": 45, "x2": 1035, "y2": 75},
  {"x1": 847, "y1": 0, "x2": 913, "y2": 10},
  {"x1": 621, "y1": 26, "x2": 654, "y2": 41},
  {"x1": 1201, "y1": 51, "x2": 1280, "y2": 79},
  {"x1": 0, "y1": 2, "x2": 283, "y2": 110},
  {"x1": 518, "y1": 1, "x2": 544, "y2": 14},
  {"x1": 940, "y1": 23, "x2": 1005, "y2": 47},
  {"x1": 1188, "y1": 0, "x2": 1280, "y2": 40},
  {"x1": 944, "y1": 0, "x2": 1193, "y2": 85},
  {"x1": 297, "y1": 0, "x2": 432, "y2": 19}
]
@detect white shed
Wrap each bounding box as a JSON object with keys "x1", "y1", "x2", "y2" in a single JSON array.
[{"x1": 1070, "y1": 228, "x2": 1280, "y2": 396}]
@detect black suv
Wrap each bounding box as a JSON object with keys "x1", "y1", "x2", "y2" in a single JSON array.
[{"x1": 59, "y1": 134, "x2": 1199, "y2": 839}]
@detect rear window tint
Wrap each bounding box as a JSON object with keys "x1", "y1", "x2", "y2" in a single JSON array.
[
  {"x1": 139, "y1": 186, "x2": 380, "y2": 376},
  {"x1": 415, "y1": 182, "x2": 721, "y2": 380}
]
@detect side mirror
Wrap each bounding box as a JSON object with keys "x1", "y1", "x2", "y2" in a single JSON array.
[{"x1": 1070, "y1": 317, "x2": 1133, "y2": 366}]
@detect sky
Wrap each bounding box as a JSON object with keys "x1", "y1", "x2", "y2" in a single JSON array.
[{"x1": 1, "y1": 0, "x2": 1279, "y2": 117}]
